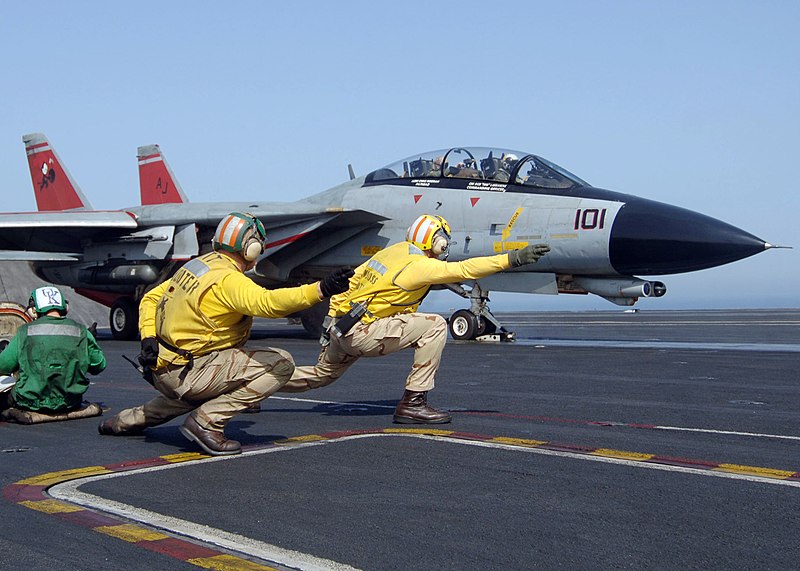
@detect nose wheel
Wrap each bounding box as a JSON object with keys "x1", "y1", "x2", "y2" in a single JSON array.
[
  {"x1": 443, "y1": 282, "x2": 513, "y2": 341},
  {"x1": 447, "y1": 308, "x2": 506, "y2": 341},
  {"x1": 448, "y1": 309, "x2": 479, "y2": 340}
]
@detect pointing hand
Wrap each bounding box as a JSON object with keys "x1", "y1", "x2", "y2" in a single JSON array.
[{"x1": 508, "y1": 243, "x2": 550, "y2": 267}]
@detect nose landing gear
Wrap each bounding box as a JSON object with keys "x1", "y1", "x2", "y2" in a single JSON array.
[{"x1": 444, "y1": 283, "x2": 514, "y2": 342}]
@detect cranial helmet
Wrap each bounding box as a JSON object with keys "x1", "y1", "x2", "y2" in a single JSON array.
[
  {"x1": 29, "y1": 285, "x2": 68, "y2": 315},
  {"x1": 406, "y1": 214, "x2": 451, "y2": 258},
  {"x1": 213, "y1": 212, "x2": 268, "y2": 262}
]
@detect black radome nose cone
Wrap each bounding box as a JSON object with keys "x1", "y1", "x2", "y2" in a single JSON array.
[{"x1": 609, "y1": 198, "x2": 766, "y2": 275}]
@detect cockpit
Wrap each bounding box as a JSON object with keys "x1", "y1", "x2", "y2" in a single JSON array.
[{"x1": 364, "y1": 147, "x2": 589, "y2": 191}]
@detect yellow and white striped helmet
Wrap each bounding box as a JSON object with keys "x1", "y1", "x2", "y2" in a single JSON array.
[{"x1": 406, "y1": 214, "x2": 451, "y2": 251}]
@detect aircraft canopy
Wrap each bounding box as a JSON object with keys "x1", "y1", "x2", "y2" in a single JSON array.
[{"x1": 364, "y1": 147, "x2": 589, "y2": 190}]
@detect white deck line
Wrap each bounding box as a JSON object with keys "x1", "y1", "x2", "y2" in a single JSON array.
[{"x1": 49, "y1": 433, "x2": 800, "y2": 570}]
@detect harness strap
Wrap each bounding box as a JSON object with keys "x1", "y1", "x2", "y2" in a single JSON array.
[{"x1": 156, "y1": 336, "x2": 195, "y2": 371}]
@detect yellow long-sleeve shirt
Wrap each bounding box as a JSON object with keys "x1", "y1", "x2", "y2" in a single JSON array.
[
  {"x1": 140, "y1": 251, "x2": 321, "y2": 367},
  {"x1": 329, "y1": 241, "x2": 511, "y2": 323}
]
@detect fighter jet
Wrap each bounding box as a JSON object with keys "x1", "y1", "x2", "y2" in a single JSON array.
[{"x1": 0, "y1": 135, "x2": 776, "y2": 341}]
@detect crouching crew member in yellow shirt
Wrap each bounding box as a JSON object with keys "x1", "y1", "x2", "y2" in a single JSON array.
[
  {"x1": 281, "y1": 214, "x2": 550, "y2": 424},
  {"x1": 99, "y1": 212, "x2": 353, "y2": 455}
]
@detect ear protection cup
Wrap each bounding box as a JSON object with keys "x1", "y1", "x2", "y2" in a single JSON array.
[
  {"x1": 431, "y1": 232, "x2": 450, "y2": 258},
  {"x1": 242, "y1": 231, "x2": 264, "y2": 262},
  {"x1": 213, "y1": 212, "x2": 267, "y2": 260}
]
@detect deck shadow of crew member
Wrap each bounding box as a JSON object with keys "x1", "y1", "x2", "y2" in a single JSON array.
[
  {"x1": 139, "y1": 419, "x2": 287, "y2": 448},
  {"x1": 264, "y1": 399, "x2": 398, "y2": 417}
]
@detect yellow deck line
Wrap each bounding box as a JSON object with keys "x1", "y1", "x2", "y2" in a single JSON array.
[
  {"x1": 161, "y1": 452, "x2": 210, "y2": 462},
  {"x1": 491, "y1": 436, "x2": 547, "y2": 447},
  {"x1": 95, "y1": 523, "x2": 170, "y2": 542},
  {"x1": 19, "y1": 499, "x2": 84, "y2": 514},
  {"x1": 187, "y1": 554, "x2": 280, "y2": 570},
  {"x1": 715, "y1": 463, "x2": 796, "y2": 479},
  {"x1": 384, "y1": 428, "x2": 454, "y2": 436},
  {"x1": 591, "y1": 449, "x2": 655, "y2": 461},
  {"x1": 18, "y1": 465, "x2": 112, "y2": 486}
]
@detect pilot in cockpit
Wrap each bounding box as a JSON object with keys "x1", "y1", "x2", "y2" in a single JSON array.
[
  {"x1": 493, "y1": 153, "x2": 518, "y2": 182},
  {"x1": 446, "y1": 157, "x2": 482, "y2": 179},
  {"x1": 426, "y1": 156, "x2": 444, "y2": 177}
]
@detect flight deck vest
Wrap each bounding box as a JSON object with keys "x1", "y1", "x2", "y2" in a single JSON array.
[
  {"x1": 329, "y1": 241, "x2": 430, "y2": 324},
  {"x1": 155, "y1": 252, "x2": 252, "y2": 365},
  {"x1": 12, "y1": 317, "x2": 91, "y2": 412}
]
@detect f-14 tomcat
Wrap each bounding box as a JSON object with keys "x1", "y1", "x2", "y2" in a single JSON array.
[{"x1": 0, "y1": 135, "x2": 775, "y2": 340}]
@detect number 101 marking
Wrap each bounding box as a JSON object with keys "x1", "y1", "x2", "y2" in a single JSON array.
[{"x1": 574, "y1": 208, "x2": 607, "y2": 230}]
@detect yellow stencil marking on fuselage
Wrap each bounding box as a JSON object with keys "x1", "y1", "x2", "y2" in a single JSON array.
[
  {"x1": 361, "y1": 246, "x2": 382, "y2": 256},
  {"x1": 493, "y1": 241, "x2": 529, "y2": 253},
  {"x1": 501, "y1": 207, "x2": 524, "y2": 241}
]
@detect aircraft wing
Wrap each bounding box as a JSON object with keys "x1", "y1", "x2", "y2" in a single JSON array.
[
  {"x1": 0, "y1": 251, "x2": 81, "y2": 262},
  {"x1": 252, "y1": 209, "x2": 387, "y2": 283},
  {"x1": 0, "y1": 205, "x2": 386, "y2": 272},
  {"x1": 0, "y1": 210, "x2": 138, "y2": 260}
]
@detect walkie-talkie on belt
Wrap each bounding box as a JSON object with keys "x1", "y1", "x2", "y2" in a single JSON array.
[
  {"x1": 331, "y1": 301, "x2": 370, "y2": 338},
  {"x1": 331, "y1": 294, "x2": 376, "y2": 338}
]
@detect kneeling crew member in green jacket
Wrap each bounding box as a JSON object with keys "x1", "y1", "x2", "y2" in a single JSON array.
[
  {"x1": 282, "y1": 214, "x2": 549, "y2": 424},
  {"x1": 0, "y1": 286, "x2": 106, "y2": 412},
  {"x1": 99, "y1": 212, "x2": 353, "y2": 455}
]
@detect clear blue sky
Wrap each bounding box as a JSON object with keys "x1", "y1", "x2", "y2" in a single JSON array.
[{"x1": 1, "y1": 1, "x2": 797, "y2": 311}]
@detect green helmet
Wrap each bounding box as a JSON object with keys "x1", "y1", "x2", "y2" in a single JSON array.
[
  {"x1": 212, "y1": 212, "x2": 268, "y2": 262},
  {"x1": 29, "y1": 286, "x2": 68, "y2": 315}
]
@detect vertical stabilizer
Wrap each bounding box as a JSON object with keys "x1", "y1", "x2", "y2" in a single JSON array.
[
  {"x1": 137, "y1": 144, "x2": 188, "y2": 205},
  {"x1": 22, "y1": 133, "x2": 92, "y2": 211}
]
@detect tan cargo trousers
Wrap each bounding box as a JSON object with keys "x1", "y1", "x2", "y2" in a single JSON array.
[
  {"x1": 110, "y1": 347, "x2": 294, "y2": 433},
  {"x1": 284, "y1": 312, "x2": 447, "y2": 393}
]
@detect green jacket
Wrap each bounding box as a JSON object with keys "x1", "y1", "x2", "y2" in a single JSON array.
[{"x1": 0, "y1": 315, "x2": 106, "y2": 412}]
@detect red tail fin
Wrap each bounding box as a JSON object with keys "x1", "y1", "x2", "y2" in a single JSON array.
[
  {"x1": 22, "y1": 133, "x2": 92, "y2": 211},
  {"x1": 137, "y1": 144, "x2": 188, "y2": 205}
]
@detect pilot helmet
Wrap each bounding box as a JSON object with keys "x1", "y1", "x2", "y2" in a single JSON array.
[
  {"x1": 406, "y1": 214, "x2": 451, "y2": 258},
  {"x1": 29, "y1": 285, "x2": 68, "y2": 316},
  {"x1": 503, "y1": 153, "x2": 518, "y2": 166},
  {"x1": 213, "y1": 212, "x2": 268, "y2": 262}
]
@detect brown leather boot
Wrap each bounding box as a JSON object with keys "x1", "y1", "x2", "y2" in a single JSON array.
[
  {"x1": 98, "y1": 417, "x2": 144, "y2": 436},
  {"x1": 393, "y1": 390, "x2": 452, "y2": 424},
  {"x1": 179, "y1": 414, "x2": 241, "y2": 456}
]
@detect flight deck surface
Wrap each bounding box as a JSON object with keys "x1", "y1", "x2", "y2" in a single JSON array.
[{"x1": 2, "y1": 309, "x2": 799, "y2": 570}]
